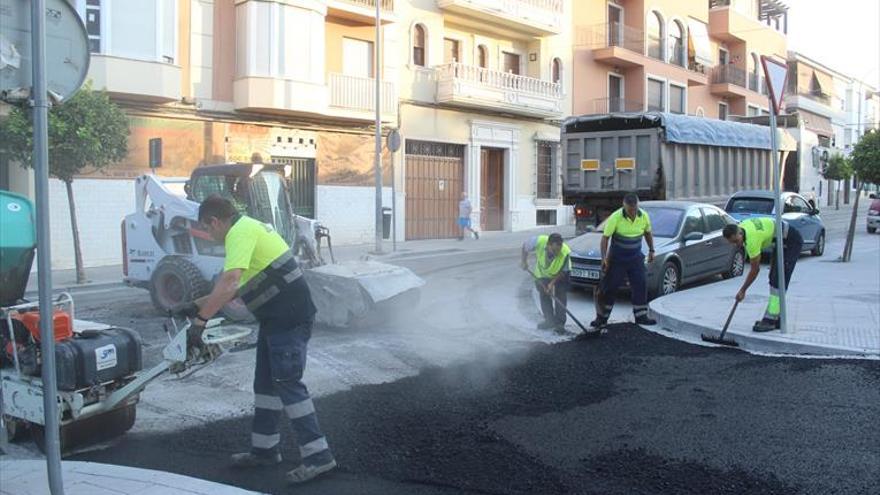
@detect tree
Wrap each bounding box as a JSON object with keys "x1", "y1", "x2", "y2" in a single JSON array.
[
  {"x1": 822, "y1": 152, "x2": 852, "y2": 210},
  {"x1": 841, "y1": 130, "x2": 880, "y2": 262},
  {"x1": 0, "y1": 84, "x2": 130, "y2": 283}
]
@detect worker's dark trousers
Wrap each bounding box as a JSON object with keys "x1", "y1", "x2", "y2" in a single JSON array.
[
  {"x1": 538, "y1": 272, "x2": 570, "y2": 325},
  {"x1": 596, "y1": 255, "x2": 649, "y2": 320},
  {"x1": 250, "y1": 320, "x2": 334, "y2": 467},
  {"x1": 763, "y1": 228, "x2": 804, "y2": 322}
]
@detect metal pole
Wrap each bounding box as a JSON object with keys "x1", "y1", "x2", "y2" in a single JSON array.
[
  {"x1": 391, "y1": 136, "x2": 397, "y2": 252},
  {"x1": 373, "y1": 1, "x2": 383, "y2": 254},
  {"x1": 31, "y1": 0, "x2": 65, "y2": 492},
  {"x1": 769, "y1": 107, "x2": 787, "y2": 334}
]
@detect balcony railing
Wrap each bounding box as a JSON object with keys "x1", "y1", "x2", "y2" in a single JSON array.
[
  {"x1": 581, "y1": 22, "x2": 645, "y2": 54},
  {"x1": 438, "y1": 63, "x2": 561, "y2": 98},
  {"x1": 435, "y1": 62, "x2": 562, "y2": 117},
  {"x1": 329, "y1": 73, "x2": 396, "y2": 114},
  {"x1": 336, "y1": 0, "x2": 394, "y2": 10},
  {"x1": 711, "y1": 65, "x2": 747, "y2": 88},
  {"x1": 592, "y1": 97, "x2": 643, "y2": 114}
]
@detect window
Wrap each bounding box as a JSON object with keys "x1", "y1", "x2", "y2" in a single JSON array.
[
  {"x1": 682, "y1": 209, "x2": 706, "y2": 236},
  {"x1": 343, "y1": 38, "x2": 374, "y2": 78},
  {"x1": 668, "y1": 20, "x2": 685, "y2": 67},
  {"x1": 503, "y1": 52, "x2": 520, "y2": 75},
  {"x1": 647, "y1": 11, "x2": 664, "y2": 60},
  {"x1": 785, "y1": 196, "x2": 810, "y2": 213},
  {"x1": 444, "y1": 38, "x2": 460, "y2": 64},
  {"x1": 718, "y1": 102, "x2": 729, "y2": 120},
  {"x1": 696, "y1": 107, "x2": 705, "y2": 117},
  {"x1": 718, "y1": 47, "x2": 729, "y2": 66},
  {"x1": 608, "y1": 3, "x2": 623, "y2": 46},
  {"x1": 552, "y1": 58, "x2": 562, "y2": 84},
  {"x1": 701, "y1": 207, "x2": 727, "y2": 232},
  {"x1": 647, "y1": 78, "x2": 665, "y2": 111},
  {"x1": 750, "y1": 53, "x2": 761, "y2": 92},
  {"x1": 86, "y1": 0, "x2": 101, "y2": 53},
  {"x1": 477, "y1": 44, "x2": 488, "y2": 68},
  {"x1": 536, "y1": 141, "x2": 555, "y2": 199},
  {"x1": 747, "y1": 105, "x2": 761, "y2": 117},
  {"x1": 669, "y1": 84, "x2": 685, "y2": 114},
  {"x1": 413, "y1": 24, "x2": 426, "y2": 66}
]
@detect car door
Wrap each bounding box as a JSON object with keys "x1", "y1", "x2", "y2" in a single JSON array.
[
  {"x1": 793, "y1": 194, "x2": 821, "y2": 244},
  {"x1": 700, "y1": 206, "x2": 732, "y2": 274},
  {"x1": 783, "y1": 195, "x2": 815, "y2": 247},
  {"x1": 678, "y1": 207, "x2": 711, "y2": 281}
]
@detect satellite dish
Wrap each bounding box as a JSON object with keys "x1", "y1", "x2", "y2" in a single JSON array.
[{"x1": 0, "y1": 0, "x2": 90, "y2": 103}]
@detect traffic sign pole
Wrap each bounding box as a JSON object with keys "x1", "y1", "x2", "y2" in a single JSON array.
[{"x1": 761, "y1": 56, "x2": 790, "y2": 334}]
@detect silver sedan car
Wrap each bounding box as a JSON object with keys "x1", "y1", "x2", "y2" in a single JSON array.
[{"x1": 568, "y1": 201, "x2": 745, "y2": 300}]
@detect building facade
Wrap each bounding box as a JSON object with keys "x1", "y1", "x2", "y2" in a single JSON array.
[
  {"x1": 396, "y1": 0, "x2": 572, "y2": 240},
  {"x1": 572, "y1": 0, "x2": 788, "y2": 119}
]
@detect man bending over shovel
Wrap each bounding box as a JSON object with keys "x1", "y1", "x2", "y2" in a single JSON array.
[{"x1": 521, "y1": 233, "x2": 572, "y2": 333}]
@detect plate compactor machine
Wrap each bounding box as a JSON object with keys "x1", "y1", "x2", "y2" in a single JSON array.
[{"x1": 0, "y1": 190, "x2": 249, "y2": 454}]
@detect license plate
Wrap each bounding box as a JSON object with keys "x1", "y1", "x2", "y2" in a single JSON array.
[{"x1": 572, "y1": 268, "x2": 601, "y2": 280}]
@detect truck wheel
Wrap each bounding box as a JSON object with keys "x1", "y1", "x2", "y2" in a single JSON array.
[
  {"x1": 811, "y1": 232, "x2": 825, "y2": 257},
  {"x1": 723, "y1": 250, "x2": 745, "y2": 279},
  {"x1": 149, "y1": 257, "x2": 210, "y2": 312}
]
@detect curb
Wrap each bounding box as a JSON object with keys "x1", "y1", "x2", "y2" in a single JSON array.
[{"x1": 649, "y1": 297, "x2": 880, "y2": 359}]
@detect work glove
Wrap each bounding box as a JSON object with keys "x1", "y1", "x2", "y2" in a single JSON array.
[{"x1": 170, "y1": 301, "x2": 200, "y2": 318}]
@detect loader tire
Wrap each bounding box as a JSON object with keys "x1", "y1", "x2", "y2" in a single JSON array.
[{"x1": 149, "y1": 257, "x2": 211, "y2": 313}]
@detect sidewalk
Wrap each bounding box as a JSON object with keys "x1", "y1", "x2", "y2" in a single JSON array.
[
  {"x1": 0, "y1": 459, "x2": 263, "y2": 495},
  {"x1": 26, "y1": 225, "x2": 576, "y2": 295},
  {"x1": 649, "y1": 233, "x2": 880, "y2": 358}
]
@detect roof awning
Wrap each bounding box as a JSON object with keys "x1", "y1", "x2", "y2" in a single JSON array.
[
  {"x1": 687, "y1": 19, "x2": 713, "y2": 67},
  {"x1": 799, "y1": 109, "x2": 835, "y2": 137}
]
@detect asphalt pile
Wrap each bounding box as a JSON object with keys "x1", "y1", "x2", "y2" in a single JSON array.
[{"x1": 73, "y1": 324, "x2": 880, "y2": 495}]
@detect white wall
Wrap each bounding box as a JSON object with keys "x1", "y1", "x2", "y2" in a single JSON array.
[
  {"x1": 316, "y1": 185, "x2": 394, "y2": 245},
  {"x1": 45, "y1": 178, "x2": 136, "y2": 270}
]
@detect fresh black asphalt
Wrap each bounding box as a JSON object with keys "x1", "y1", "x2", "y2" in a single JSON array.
[{"x1": 71, "y1": 324, "x2": 880, "y2": 495}]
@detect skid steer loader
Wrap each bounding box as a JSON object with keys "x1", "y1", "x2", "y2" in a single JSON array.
[{"x1": 122, "y1": 164, "x2": 423, "y2": 327}]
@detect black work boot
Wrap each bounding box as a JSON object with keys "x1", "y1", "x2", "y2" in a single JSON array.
[
  {"x1": 752, "y1": 318, "x2": 780, "y2": 332},
  {"x1": 635, "y1": 315, "x2": 657, "y2": 326},
  {"x1": 590, "y1": 316, "x2": 608, "y2": 328}
]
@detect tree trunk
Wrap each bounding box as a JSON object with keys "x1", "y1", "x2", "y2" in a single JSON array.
[
  {"x1": 841, "y1": 181, "x2": 862, "y2": 262},
  {"x1": 835, "y1": 180, "x2": 840, "y2": 210},
  {"x1": 65, "y1": 180, "x2": 87, "y2": 284}
]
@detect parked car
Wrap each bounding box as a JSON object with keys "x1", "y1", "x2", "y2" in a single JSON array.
[
  {"x1": 568, "y1": 201, "x2": 744, "y2": 300},
  {"x1": 724, "y1": 190, "x2": 825, "y2": 256},
  {"x1": 867, "y1": 194, "x2": 880, "y2": 234}
]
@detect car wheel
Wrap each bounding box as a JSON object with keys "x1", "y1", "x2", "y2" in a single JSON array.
[
  {"x1": 658, "y1": 261, "x2": 680, "y2": 297},
  {"x1": 723, "y1": 249, "x2": 745, "y2": 279},
  {"x1": 811, "y1": 232, "x2": 825, "y2": 256},
  {"x1": 869, "y1": 226, "x2": 877, "y2": 234}
]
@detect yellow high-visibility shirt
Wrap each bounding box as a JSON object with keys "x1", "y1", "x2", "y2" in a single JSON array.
[
  {"x1": 223, "y1": 216, "x2": 290, "y2": 287},
  {"x1": 741, "y1": 217, "x2": 775, "y2": 260},
  {"x1": 603, "y1": 208, "x2": 652, "y2": 238}
]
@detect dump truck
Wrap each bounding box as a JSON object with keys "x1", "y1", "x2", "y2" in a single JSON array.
[
  {"x1": 122, "y1": 164, "x2": 423, "y2": 327},
  {"x1": 562, "y1": 112, "x2": 796, "y2": 233}
]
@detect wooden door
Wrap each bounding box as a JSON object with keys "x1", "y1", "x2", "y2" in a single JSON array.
[
  {"x1": 480, "y1": 148, "x2": 504, "y2": 231},
  {"x1": 502, "y1": 52, "x2": 520, "y2": 75},
  {"x1": 405, "y1": 141, "x2": 465, "y2": 240}
]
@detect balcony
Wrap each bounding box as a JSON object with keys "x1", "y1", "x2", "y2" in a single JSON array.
[
  {"x1": 328, "y1": 73, "x2": 396, "y2": 118},
  {"x1": 591, "y1": 97, "x2": 644, "y2": 114},
  {"x1": 435, "y1": 63, "x2": 562, "y2": 118},
  {"x1": 710, "y1": 65, "x2": 749, "y2": 98},
  {"x1": 87, "y1": 55, "x2": 181, "y2": 102},
  {"x1": 327, "y1": 0, "x2": 396, "y2": 24},
  {"x1": 583, "y1": 22, "x2": 646, "y2": 69},
  {"x1": 437, "y1": 0, "x2": 563, "y2": 37},
  {"x1": 234, "y1": 77, "x2": 330, "y2": 116}
]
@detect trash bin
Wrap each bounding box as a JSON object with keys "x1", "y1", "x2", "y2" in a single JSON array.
[{"x1": 382, "y1": 207, "x2": 392, "y2": 239}]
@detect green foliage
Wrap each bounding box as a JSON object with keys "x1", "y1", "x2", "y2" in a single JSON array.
[
  {"x1": 0, "y1": 83, "x2": 130, "y2": 183},
  {"x1": 822, "y1": 152, "x2": 852, "y2": 182},
  {"x1": 850, "y1": 129, "x2": 880, "y2": 186}
]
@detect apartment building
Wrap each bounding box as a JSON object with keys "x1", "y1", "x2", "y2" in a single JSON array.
[
  {"x1": 572, "y1": 0, "x2": 788, "y2": 119},
  {"x1": 3, "y1": 0, "x2": 402, "y2": 268},
  {"x1": 396, "y1": 0, "x2": 572, "y2": 239}
]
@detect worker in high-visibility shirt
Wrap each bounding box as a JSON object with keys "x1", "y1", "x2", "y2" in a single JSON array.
[
  {"x1": 592, "y1": 193, "x2": 657, "y2": 328},
  {"x1": 172, "y1": 195, "x2": 336, "y2": 484},
  {"x1": 722, "y1": 217, "x2": 803, "y2": 332},
  {"x1": 521, "y1": 232, "x2": 572, "y2": 332}
]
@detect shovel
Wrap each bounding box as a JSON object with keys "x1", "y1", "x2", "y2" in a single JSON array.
[
  {"x1": 700, "y1": 300, "x2": 740, "y2": 347},
  {"x1": 523, "y1": 267, "x2": 602, "y2": 338}
]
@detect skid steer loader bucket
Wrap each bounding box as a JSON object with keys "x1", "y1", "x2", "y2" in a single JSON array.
[{"x1": 304, "y1": 261, "x2": 424, "y2": 328}]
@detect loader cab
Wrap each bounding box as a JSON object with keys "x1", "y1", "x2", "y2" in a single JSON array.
[{"x1": 187, "y1": 164, "x2": 296, "y2": 243}]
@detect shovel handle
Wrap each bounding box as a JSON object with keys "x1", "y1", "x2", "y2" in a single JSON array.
[{"x1": 719, "y1": 300, "x2": 739, "y2": 338}]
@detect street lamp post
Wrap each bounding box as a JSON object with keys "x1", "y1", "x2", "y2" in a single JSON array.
[{"x1": 373, "y1": 0, "x2": 383, "y2": 254}]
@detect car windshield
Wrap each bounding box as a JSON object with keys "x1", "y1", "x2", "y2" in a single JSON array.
[
  {"x1": 596, "y1": 207, "x2": 684, "y2": 238},
  {"x1": 727, "y1": 197, "x2": 774, "y2": 215}
]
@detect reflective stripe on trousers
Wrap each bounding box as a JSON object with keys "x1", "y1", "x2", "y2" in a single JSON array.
[
  {"x1": 596, "y1": 255, "x2": 648, "y2": 319},
  {"x1": 250, "y1": 320, "x2": 333, "y2": 466}
]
